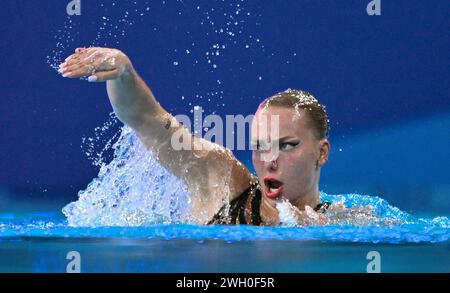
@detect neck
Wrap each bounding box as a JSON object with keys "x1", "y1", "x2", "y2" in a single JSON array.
[
  {"x1": 292, "y1": 188, "x2": 321, "y2": 211},
  {"x1": 295, "y1": 171, "x2": 322, "y2": 210}
]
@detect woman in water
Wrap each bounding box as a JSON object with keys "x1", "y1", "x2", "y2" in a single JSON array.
[{"x1": 58, "y1": 47, "x2": 362, "y2": 226}]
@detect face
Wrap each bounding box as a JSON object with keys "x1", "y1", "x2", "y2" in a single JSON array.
[{"x1": 251, "y1": 106, "x2": 330, "y2": 207}]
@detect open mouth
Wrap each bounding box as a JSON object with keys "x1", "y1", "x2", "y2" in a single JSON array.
[{"x1": 263, "y1": 177, "x2": 284, "y2": 199}]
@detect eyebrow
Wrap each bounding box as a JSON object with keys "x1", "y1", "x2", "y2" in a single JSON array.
[
  {"x1": 278, "y1": 136, "x2": 297, "y2": 141},
  {"x1": 251, "y1": 136, "x2": 298, "y2": 144}
]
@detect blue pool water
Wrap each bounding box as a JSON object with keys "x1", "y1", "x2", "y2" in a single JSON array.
[{"x1": 0, "y1": 210, "x2": 449, "y2": 272}]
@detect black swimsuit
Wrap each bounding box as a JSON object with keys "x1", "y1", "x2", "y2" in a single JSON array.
[{"x1": 208, "y1": 181, "x2": 330, "y2": 225}]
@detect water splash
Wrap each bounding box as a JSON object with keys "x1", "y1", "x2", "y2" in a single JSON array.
[
  {"x1": 46, "y1": 16, "x2": 79, "y2": 72},
  {"x1": 276, "y1": 199, "x2": 300, "y2": 227},
  {"x1": 321, "y1": 192, "x2": 417, "y2": 224},
  {"x1": 46, "y1": 0, "x2": 276, "y2": 132},
  {"x1": 63, "y1": 121, "x2": 193, "y2": 227},
  {"x1": 81, "y1": 112, "x2": 121, "y2": 167},
  {"x1": 275, "y1": 190, "x2": 448, "y2": 228},
  {"x1": 46, "y1": 1, "x2": 152, "y2": 72}
]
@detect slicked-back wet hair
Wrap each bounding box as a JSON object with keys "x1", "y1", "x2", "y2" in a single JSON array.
[{"x1": 258, "y1": 89, "x2": 330, "y2": 140}]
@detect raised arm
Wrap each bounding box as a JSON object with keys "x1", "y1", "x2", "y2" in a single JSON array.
[{"x1": 59, "y1": 47, "x2": 252, "y2": 220}]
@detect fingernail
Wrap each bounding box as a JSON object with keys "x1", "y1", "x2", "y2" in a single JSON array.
[
  {"x1": 62, "y1": 73, "x2": 69, "y2": 77},
  {"x1": 58, "y1": 68, "x2": 64, "y2": 74},
  {"x1": 88, "y1": 75, "x2": 98, "y2": 82},
  {"x1": 59, "y1": 62, "x2": 67, "y2": 67}
]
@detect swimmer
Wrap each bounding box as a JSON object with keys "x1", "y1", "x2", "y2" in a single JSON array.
[{"x1": 59, "y1": 47, "x2": 371, "y2": 225}]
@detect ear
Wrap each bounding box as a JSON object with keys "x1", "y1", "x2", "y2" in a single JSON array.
[{"x1": 318, "y1": 139, "x2": 330, "y2": 166}]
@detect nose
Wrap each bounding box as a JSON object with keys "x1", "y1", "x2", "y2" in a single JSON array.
[{"x1": 264, "y1": 158, "x2": 279, "y2": 172}]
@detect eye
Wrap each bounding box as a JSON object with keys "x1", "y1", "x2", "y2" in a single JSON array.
[{"x1": 280, "y1": 142, "x2": 299, "y2": 151}]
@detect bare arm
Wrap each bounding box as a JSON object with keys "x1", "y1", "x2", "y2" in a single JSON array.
[{"x1": 59, "y1": 47, "x2": 252, "y2": 218}]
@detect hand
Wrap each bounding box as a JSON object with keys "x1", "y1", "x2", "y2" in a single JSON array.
[{"x1": 58, "y1": 47, "x2": 132, "y2": 82}]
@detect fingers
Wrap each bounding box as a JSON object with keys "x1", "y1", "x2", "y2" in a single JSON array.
[
  {"x1": 79, "y1": 47, "x2": 98, "y2": 58},
  {"x1": 58, "y1": 59, "x2": 83, "y2": 77},
  {"x1": 60, "y1": 53, "x2": 82, "y2": 72},
  {"x1": 82, "y1": 50, "x2": 116, "y2": 71},
  {"x1": 59, "y1": 47, "x2": 122, "y2": 81},
  {"x1": 62, "y1": 64, "x2": 94, "y2": 78},
  {"x1": 75, "y1": 47, "x2": 87, "y2": 53},
  {"x1": 64, "y1": 54, "x2": 77, "y2": 63},
  {"x1": 59, "y1": 47, "x2": 99, "y2": 78},
  {"x1": 75, "y1": 46, "x2": 97, "y2": 54},
  {"x1": 82, "y1": 50, "x2": 101, "y2": 63},
  {"x1": 63, "y1": 54, "x2": 80, "y2": 67},
  {"x1": 59, "y1": 61, "x2": 82, "y2": 74},
  {"x1": 64, "y1": 47, "x2": 96, "y2": 63},
  {"x1": 59, "y1": 51, "x2": 97, "y2": 74}
]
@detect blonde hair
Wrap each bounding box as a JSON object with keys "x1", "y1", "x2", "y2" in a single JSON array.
[{"x1": 258, "y1": 89, "x2": 330, "y2": 139}]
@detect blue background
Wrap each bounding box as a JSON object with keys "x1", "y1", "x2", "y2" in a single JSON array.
[{"x1": 0, "y1": 0, "x2": 448, "y2": 213}]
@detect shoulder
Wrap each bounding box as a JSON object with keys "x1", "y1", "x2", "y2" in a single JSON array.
[{"x1": 208, "y1": 177, "x2": 262, "y2": 225}]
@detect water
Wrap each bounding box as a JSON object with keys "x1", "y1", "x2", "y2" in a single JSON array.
[
  {"x1": 2, "y1": 175, "x2": 450, "y2": 273},
  {"x1": 62, "y1": 119, "x2": 236, "y2": 226},
  {"x1": 2, "y1": 1, "x2": 448, "y2": 273},
  {"x1": 1, "y1": 216, "x2": 448, "y2": 243},
  {"x1": 1, "y1": 237, "x2": 448, "y2": 273},
  {"x1": 4, "y1": 118, "x2": 440, "y2": 273},
  {"x1": 0, "y1": 212, "x2": 449, "y2": 272}
]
